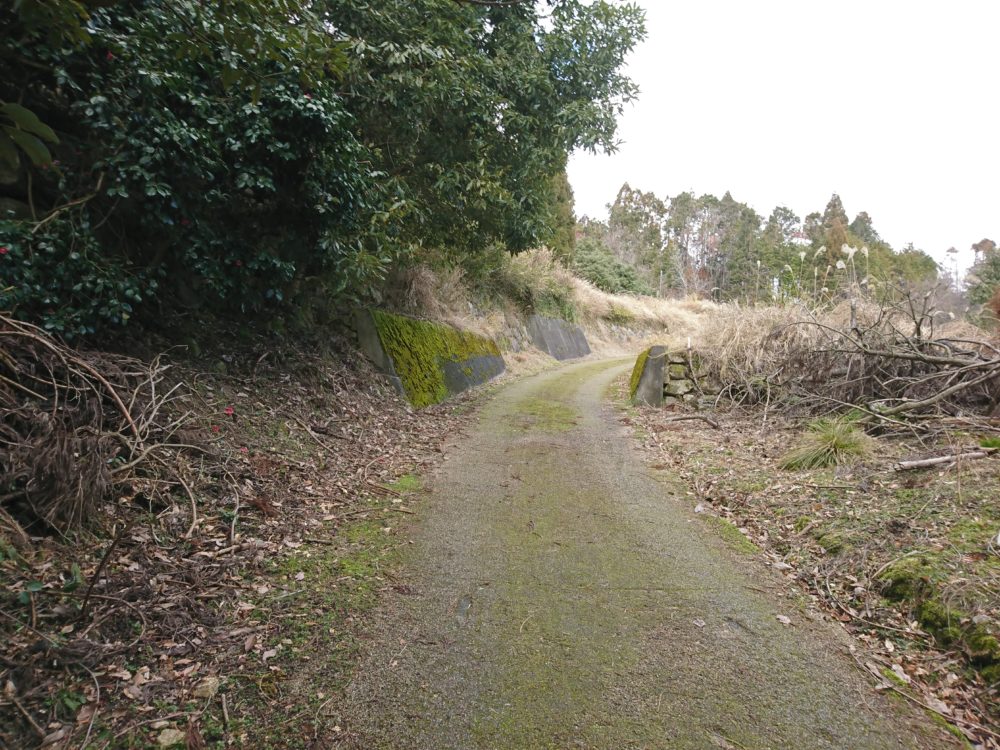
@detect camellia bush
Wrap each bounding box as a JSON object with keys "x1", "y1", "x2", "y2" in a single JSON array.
[{"x1": 0, "y1": 0, "x2": 644, "y2": 337}]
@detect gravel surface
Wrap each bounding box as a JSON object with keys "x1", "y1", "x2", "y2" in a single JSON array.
[{"x1": 337, "y1": 358, "x2": 957, "y2": 749}]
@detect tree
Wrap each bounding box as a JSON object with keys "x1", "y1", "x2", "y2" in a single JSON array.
[
  {"x1": 544, "y1": 167, "x2": 577, "y2": 262},
  {"x1": 967, "y1": 240, "x2": 1000, "y2": 306},
  {"x1": 329, "y1": 0, "x2": 645, "y2": 258},
  {"x1": 572, "y1": 236, "x2": 651, "y2": 295},
  {"x1": 972, "y1": 238, "x2": 997, "y2": 260},
  {"x1": 0, "y1": 0, "x2": 646, "y2": 335},
  {"x1": 820, "y1": 194, "x2": 850, "y2": 266},
  {"x1": 891, "y1": 244, "x2": 940, "y2": 286},
  {"x1": 664, "y1": 191, "x2": 698, "y2": 292},
  {"x1": 849, "y1": 211, "x2": 882, "y2": 245},
  {"x1": 605, "y1": 183, "x2": 676, "y2": 294}
]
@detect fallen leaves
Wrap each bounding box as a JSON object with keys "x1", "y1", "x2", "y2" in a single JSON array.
[
  {"x1": 1, "y1": 338, "x2": 474, "y2": 749},
  {"x1": 624, "y1": 400, "x2": 1000, "y2": 749}
]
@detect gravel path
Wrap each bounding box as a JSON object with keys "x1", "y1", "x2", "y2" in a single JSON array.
[{"x1": 338, "y1": 358, "x2": 955, "y2": 749}]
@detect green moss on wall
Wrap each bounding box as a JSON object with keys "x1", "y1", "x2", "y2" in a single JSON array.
[
  {"x1": 372, "y1": 310, "x2": 502, "y2": 408},
  {"x1": 629, "y1": 347, "x2": 650, "y2": 401}
]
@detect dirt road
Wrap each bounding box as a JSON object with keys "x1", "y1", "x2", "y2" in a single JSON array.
[{"x1": 338, "y1": 358, "x2": 953, "y2": 749}]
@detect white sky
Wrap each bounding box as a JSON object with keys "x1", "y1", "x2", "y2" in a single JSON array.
[{"x1": 567, "y1": 0, "x2": 999, "y2": 278}]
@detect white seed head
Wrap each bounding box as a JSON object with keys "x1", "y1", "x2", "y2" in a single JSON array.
[{"x1": 836, "y1": 260, "x2": 847, "y2": 270}]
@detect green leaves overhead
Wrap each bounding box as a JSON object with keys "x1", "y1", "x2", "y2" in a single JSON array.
[
  {"x1": 328, "y1": 0, "x2": 645, "y2": 256},
  {"x1": 0, "y1": 0, "x2": 644, "y2": 336}
]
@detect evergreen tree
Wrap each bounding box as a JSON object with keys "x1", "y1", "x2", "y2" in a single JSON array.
[
  {"x1": 545, "y1": 167, "x2": 577, "y2": 263},
  {"x1": 967, "y1": 240, "x2": 1000, "y2": 306}
]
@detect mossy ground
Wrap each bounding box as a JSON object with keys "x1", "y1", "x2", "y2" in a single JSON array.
[
  {"x1": 508, "y1": 396, "x2": 579, "y2": 432},
  {"x1": 624, "y1": 402, "x2": 1000, "y2": 734},
  {"x1": 227, "y1": 474, "x2": 425, "y2": 748},
  {"x1": 702, "y1": 515, "x2": 760, "y2": 555}
]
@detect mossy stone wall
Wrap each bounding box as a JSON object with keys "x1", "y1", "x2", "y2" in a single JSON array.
[
  {"x1": 630, "y1": 345, "x2": 666, "y2": 406},
  {"x1": 629, "y1": 348, "x2": 650, "y2": 400},
  {"x1": 362, "y1": 309, "x2": 505, "y2": 408}
]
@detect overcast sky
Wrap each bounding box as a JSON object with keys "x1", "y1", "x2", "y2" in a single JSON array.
[{"x1": 567, "y1": 0, "x2": 999, "y2": 278}]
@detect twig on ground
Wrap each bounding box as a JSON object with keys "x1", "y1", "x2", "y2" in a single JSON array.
[
  {"x1": 662, "y1": 414, "x2": 720, "y2": 429},
  {"x1": 895, "y1": 449, "x2": 996, "y2": 471}
]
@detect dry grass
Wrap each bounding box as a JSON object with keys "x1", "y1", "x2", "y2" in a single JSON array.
[
  {"x1": 389, "y1": 249, "x2": 718, "y2": 352},
  {"x1": 692, "y1": 303, "x2": 825, "y2": 387},
  {"x1": 568, "y1": 274, "x2": 713, "y2": 333},
  {"x1": 386, "y1": 264, "x2": 472, "y2": 328}
]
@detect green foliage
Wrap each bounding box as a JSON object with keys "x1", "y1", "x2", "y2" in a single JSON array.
[
  {"x1": 967, "y1": 247, "x2": 1000, "y2": 306},
  {"x1": 0, "y1": 218, "x2": 158, "y2": 335},
  {"x1": 778, "y1": 416, "x2": 873, "y2": 470},
  {"x1": 371, "y1": 310, "x2": 501, "y2": 408},
  {"x1": 600, "y1": 183, "x2": 676, "y2": 293},
  {"x1": 572, "y1": 236, "x2": 652, "y2": 295},
  {"x1": 0, "y1": 0, "x2": 645, "y2": 337},
  {"x1": 545, "y1": 168, "x2": 577, "y2": 263},
  {"x1": 2, "y1": 0, "x2": 387, "y2": 335},
  {"x1": 591, "y1": 184, "x2": 944, "y2": 302},
  {"x1": 604, "y1": 304, "x2": 634, "y2": 325},
  {"x1": 329, "y1": 0, "x2": 644, "y2": 257},
  {"x1": 485, "y1": 250, "x2": 578, "y2": 322},
  {"x1": 1, "y1": 101, "x2": 60, "y2": 168}
]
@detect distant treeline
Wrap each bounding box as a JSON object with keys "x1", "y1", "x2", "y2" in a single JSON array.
[{"x1": 572, "y1": 184, "x2": 942, "y2": 301}]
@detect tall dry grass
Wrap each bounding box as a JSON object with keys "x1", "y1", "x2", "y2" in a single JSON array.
[{"x1": 693, "y1": 303, "x2": 826, "y2": 386}]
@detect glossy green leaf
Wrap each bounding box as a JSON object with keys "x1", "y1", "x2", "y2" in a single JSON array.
[
  {"x1": 3, "y1": 126, "x2": 52, "y2": 166},
  {"x1": 0, "y1": 133, "x2": 20, "y2": 169},
  {"x1": 1, "y1": 102, "x2": 60, "y2": 143}
]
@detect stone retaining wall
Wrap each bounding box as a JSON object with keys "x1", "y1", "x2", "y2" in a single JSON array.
[
  {"x1": 629, "y1": 346, "x2": 720, "y2": 408},
  {"x1": 357, "y1": 309, "x2": 505, "y2": 408},
  {"x1": 525, "y1": 314, "x2": 591, "y2": 360}
]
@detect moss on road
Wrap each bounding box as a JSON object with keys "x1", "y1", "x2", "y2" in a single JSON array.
[{"x1": 334, "y1": 359, "x2": 958, "y2": 749}]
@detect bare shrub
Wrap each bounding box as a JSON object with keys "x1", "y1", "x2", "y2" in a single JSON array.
[
  {"x1": 693, "y1": 291, "x2": 1000, "y2": 422},
  {"x1": 0, "y1": 315, "x2": 202, "y2": 535}
]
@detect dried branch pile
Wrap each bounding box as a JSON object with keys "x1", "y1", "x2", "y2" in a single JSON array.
[
  {"x1": 1, "y1": 315, "x2": 197, "y2": 538},
  {"x1": 699, "y1": 294, "x2": 1000, "y2": 425}
]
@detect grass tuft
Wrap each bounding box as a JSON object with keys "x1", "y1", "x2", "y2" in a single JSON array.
[{"x1": 778, "y1": 416, "x2": 873, "y2": 470}]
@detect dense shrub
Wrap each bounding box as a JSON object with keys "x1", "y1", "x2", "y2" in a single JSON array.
[
  {"x1": 572, "y1": 237, "x2": 652, "y2": 295},
  {"x1": 1, "y1": 2, "x2": 389, "y2": 336},
  {"x1": 1, "y1": 1, "x2": 644, "y2": 337}
]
